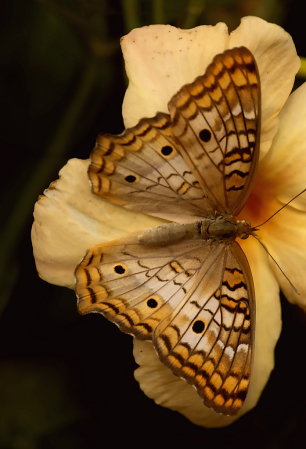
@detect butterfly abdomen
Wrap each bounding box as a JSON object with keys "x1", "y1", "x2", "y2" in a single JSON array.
[{"x1": 138, "y1": 222, "x2": 200, "y2": 245}]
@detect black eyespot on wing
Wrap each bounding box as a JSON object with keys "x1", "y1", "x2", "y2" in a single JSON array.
[
  {"x1": 114, "y1": 265, "x2": 125, "y2": 274},
  {"x1": 199, "y1": 129, "x2": 211, "y2": 142},
  {"x1": 192, "y1": 320, "x2": 205, "y2": 333},
  {"x1": 147, "y1": 298, "x2": 158, "y2": 308},
  {"x1": 161, "y1": 145, "x2": 173, "y2": 156},
  {"x1": 125, "y1": 175, "x2": 137, "y2": 183}
]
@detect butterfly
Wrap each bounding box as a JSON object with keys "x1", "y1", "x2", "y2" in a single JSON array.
[{"x1": 75, "y1": 47, "x2": 261, "y2": 416}]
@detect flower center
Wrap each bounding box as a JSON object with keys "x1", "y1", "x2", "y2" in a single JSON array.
[{"x1": 237, "y1": 176, "x2": 276, "y2": 229}]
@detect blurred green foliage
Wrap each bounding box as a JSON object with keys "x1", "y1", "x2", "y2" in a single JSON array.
[
  {"x1": 1, "y1": 0, "x2": 306, "y2": 447},
  {"x1": 0, "y1": 360, "x2": 82, "y2": 449}
]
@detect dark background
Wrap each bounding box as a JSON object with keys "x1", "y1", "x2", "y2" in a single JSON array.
[{"x1": 1, "y1": 0, "x2": 306, "y2": 447}]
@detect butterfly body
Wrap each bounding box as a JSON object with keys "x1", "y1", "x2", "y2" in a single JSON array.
[
  {"x1": 138, "y1": 217, "x2": 254, "y2": 245},
  {"x1": 75, "y1": 46, "x2": 260, "y2": 415}
]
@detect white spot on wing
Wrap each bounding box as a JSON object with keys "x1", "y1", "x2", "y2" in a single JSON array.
[
  {"x1": 222, "y1": 111, "x2": 231, "y2": 122},
  {"x1": 224, "y1": 346, "x2": 235, "y2": 361},
  {"x1": 217, "y1": 340, "x2": 225, "y2": 350},
  {"x1": 210, "y1": 327, "x2": 218, "y2": 337},
  {"x1": 231, "y1": 103, "x2": 242, "y2": 116},
  {"x1": 243, "y1": 109, "x2": 255, "y2": 119},
  {"x1": 237, "y1": 343, "x2": 248, "y2": 353}
]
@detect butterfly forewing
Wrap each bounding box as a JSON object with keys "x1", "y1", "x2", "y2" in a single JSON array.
[
  {"x1": 89, "y1": 47, "x2": 259, "y2": 221},
  {"x1": 89, "y1": 113, "x2": 212, "y2": 222},
  {"x1": 76, "y1": 46, "x2": 260, "y2": 416},
  {"x1": 169, "y1": 47, "x2": 260, "y2": 216}
]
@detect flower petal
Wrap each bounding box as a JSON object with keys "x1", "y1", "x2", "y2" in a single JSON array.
[
  {"x1": 241, "y1": 237, "x2": 281, "y2": 413},
  {"x1": 262, "y1": 205, "x2": 306, "y2": 310},
  {"x1": 260, "y1": 82, "x2": 306, "y2": 211},
  {"x1": 133, "y1": 339, "x2": 238, "y2": 427},
  {"x1": 121, "y1": 18, "x2": 299, "y2": 162},
  {"x1": 121, "y1": 23, "x2": 229, "y2": 127},
  {"x1": 31, "y1": 158, "x2": 165, "y2": 288},
  {"x1": 229, "y1": 16, "x2": 300, "y2": 159},
  {"x1": 133, "y1": 238, "x2": 281, "y2": 426}
]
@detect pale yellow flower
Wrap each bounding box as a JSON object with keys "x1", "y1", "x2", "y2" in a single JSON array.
[{"x1": 32, "y1": 17, "x2": 304, "y2": 427}]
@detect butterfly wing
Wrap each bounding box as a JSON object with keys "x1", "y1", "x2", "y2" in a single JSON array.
[
  {"x1": 89, "y1": 113, "x2": 211, "y2": 222},
  {"x1": 169, "y1": 46, "x2": 261, "y2": 216},
  {"x1": 75, "y1": 233, "x2": 255, "y2": 415},
  {"x1": 89, "y1": 47, "x2": 260, "y2": 220},
  {"x1": 75, "y1": 231, "x2": 223, "y2": 340},
  {"x1": 154, "y1": 240, "x2": 255, "y2": 416}
]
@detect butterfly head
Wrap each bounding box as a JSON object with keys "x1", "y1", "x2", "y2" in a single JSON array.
[{"x1": 236, "y1": 220, "x2": 258, "y2": 240}]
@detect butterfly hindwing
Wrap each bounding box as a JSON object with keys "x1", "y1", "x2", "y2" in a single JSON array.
[
  {"x1": 76, "y1": 231, "x2": 255, "y2": 415},
  {"x1": 154, "y1": 241, "x2": 255, "y2": 415},
  {"x1": 76, "y1": 230, "x2": 222, "y2": 340}
]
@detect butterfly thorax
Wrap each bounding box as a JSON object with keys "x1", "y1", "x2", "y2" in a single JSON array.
[
  {"x1": 138, "y1": 217, "x2": 255, "y2": 246},
  {"x1": 201, "y1": 216, "x2": 255, "y2": 241}
]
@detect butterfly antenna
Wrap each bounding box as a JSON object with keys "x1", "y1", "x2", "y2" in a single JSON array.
[
  {"x1": 252, "y1": 234, "x2": 300, "y2": 294},
  {"x1": 255, "y1": 188, "x2": 306, "y2": 227}
]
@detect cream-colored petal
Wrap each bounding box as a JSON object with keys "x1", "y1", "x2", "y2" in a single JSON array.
[
  {"x1": 229, "y1": 16, "x2": 300, "y2": 159},
  {"x1": 133, "y1": 239, "x2": 281, "y2": 427},
  {"x1": 260, "y1": 82, "x2": 306, "y2": 211},
  {"x1": 121, "y1": 23, "x2": 229, "y2": 127},
  {"x1": 121, "y1": 18, "x2": 299, "y2": 163},
  {"x1": 31, "y1": 158, "x2": 165, "y2": 288},
  {"x1": 133, "y1": 340, "x2": 238, "y2": 427},
  {"x1": 262, "y1": 206, "x2": 306, "y2": 310},
  {"x1": 242, "y1": 237, "x2": 281, "y2": 413}
]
